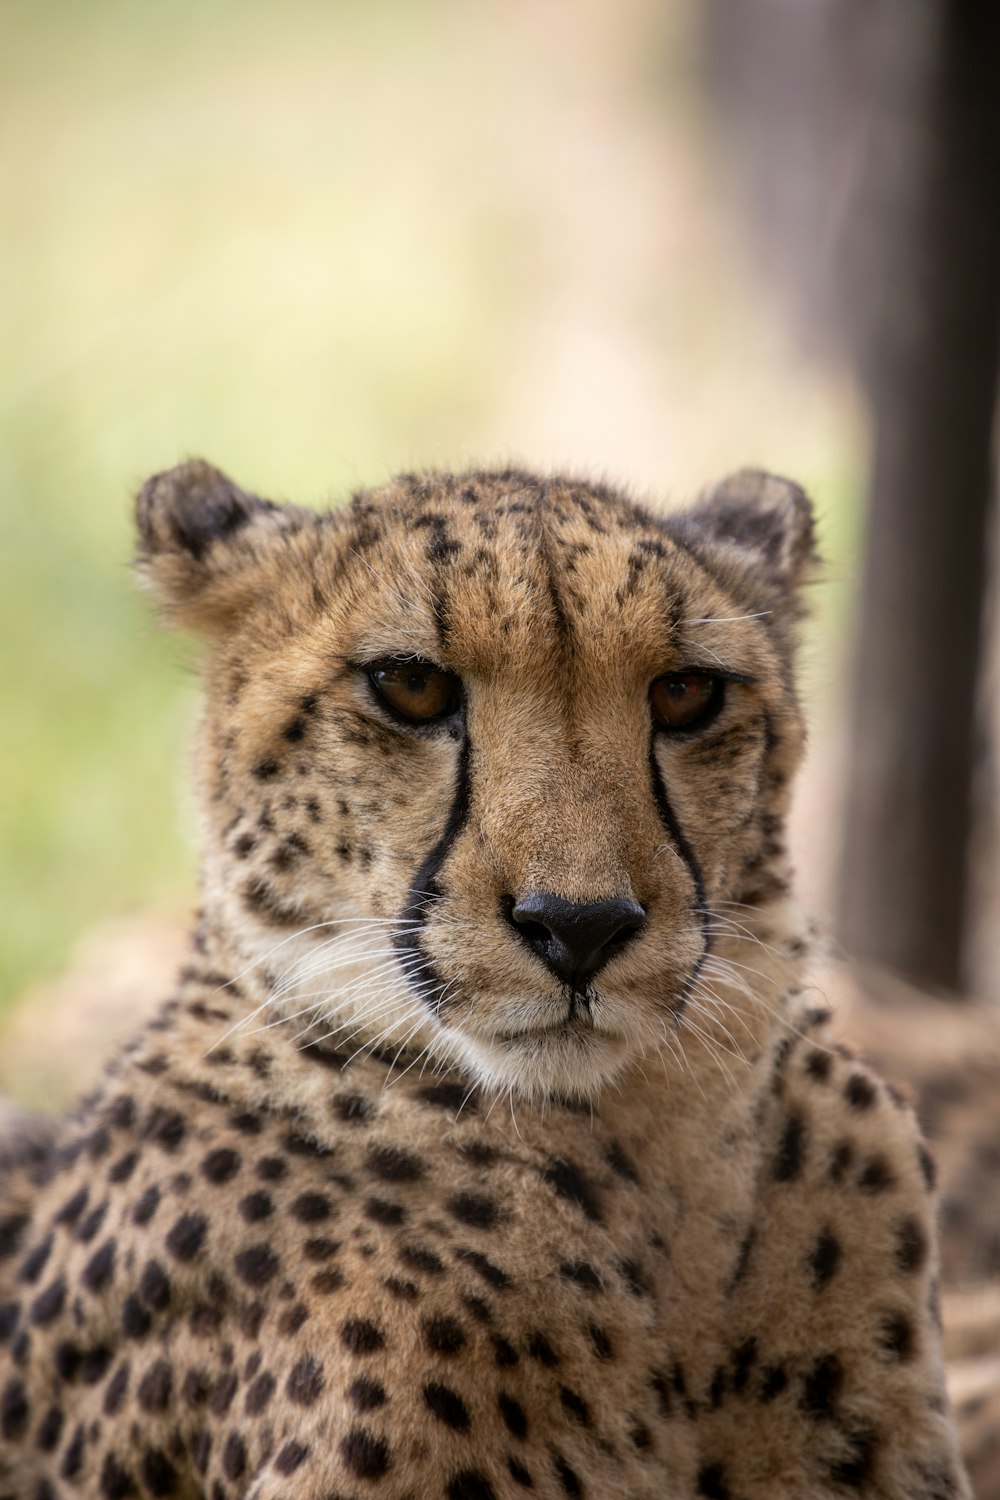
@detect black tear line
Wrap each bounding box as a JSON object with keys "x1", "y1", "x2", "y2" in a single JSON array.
[
  {"x1": 648, "y1": 737, "x2": 710, "y2": 1013},
  {"x1": 395, "y1": 733, "x2": 472, "y2": 1013}
]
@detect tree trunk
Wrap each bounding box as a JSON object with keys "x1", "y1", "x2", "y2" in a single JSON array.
[{"x1": 838, "y1": 0, "x2": 1000, "y2": 991}]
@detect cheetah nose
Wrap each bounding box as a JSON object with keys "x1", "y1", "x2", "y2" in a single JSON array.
[{"x1": 506, "y1": 891, "x2": 647, "y2": 986}]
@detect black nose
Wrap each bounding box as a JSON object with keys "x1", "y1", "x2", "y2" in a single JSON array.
[{"x1": 506, "y1": 891, "x2": 647, "y2": 986}]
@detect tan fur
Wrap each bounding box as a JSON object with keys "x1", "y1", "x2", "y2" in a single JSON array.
[{"x1": 0, "y1": 462, "x2": 969, "y2": 1498}]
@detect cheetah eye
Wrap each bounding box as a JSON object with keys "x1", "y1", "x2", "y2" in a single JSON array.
[
  {"x1": 368, "y1": 660, "x2": 462, "y2": 725},
  {"x1": 649, "y1": 671, "x2": 721, "y2": 732}
]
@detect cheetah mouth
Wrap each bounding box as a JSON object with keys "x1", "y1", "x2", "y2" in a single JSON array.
[{"x1": 494, "y1": 1016, "x2": 621, "y2": 1047}]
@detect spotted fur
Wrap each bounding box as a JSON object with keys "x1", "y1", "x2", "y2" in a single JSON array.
[{"x1": 0, "y1": 461, "x2": 969, "y2": 1497}]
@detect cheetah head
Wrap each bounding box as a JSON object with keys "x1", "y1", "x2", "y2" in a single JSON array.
[{"x1": 138, "y1": 461, "x2": 817, "y2": 1100}]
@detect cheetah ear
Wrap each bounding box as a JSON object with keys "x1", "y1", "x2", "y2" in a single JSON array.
[
  {"x1": 135, "y1": 460, "x2": 314, "y2": 635},
  {"x1": 672, "y1": 469, "x2": 819, "y2": 594}
]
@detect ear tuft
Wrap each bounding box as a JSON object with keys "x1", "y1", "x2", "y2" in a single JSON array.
[
  {"x1": 135, "y1": 460, "x2": 310, "y2": 634},
  {"x1": 685, "y1": 468, "x2": 818, "y2": 589}
]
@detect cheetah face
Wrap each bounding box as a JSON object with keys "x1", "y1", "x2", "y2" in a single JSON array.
[{"x1": 138, "y1": 462, "x2": 816, "y2": 1100}]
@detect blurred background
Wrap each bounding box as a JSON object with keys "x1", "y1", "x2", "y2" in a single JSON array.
[{"x1": 2, "y1": 0, "x2": 998, "y2": 1091}]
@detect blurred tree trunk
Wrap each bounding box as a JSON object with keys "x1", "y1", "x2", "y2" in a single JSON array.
[
  {"x1": 838, "y1": 0, "x2": 1000, "y2": 992},
  {"x1": 702, "y1": 0, "x2": 1000, "y2": 995}
]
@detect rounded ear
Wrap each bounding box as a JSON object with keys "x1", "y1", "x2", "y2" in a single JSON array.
[
  {"x1": 675, "y1": 468, "x2": 819, "y2": 592},
  {"x1": 135, "y1": 460, "x2": 314, "y2": 635}
]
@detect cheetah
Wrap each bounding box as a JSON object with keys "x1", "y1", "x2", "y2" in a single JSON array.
[{"x1": 0, "y1": 461, "x2": 971, "y2": 1499}]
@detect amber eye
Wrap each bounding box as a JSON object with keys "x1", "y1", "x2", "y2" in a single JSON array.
[
  {"x1": 650, "y1": 671, "x2": 720, "y2": 732},
  {"x1": 368, "y1": 661, "x2": 461, "y2": 724}
]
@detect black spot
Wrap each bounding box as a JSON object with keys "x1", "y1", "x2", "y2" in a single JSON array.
[
  {"x1": 102, "y1": 1363, "x2": 129, "y2": 1416},
  {"x1": 368, "y1": 1144, "x2": 425, "y2": 1181},
  {"x1": 200, "y1": 1148, "x2": 241, "y2": 1184},
  {"x1": 311, "y1": 1268, "x2": 345, "y2": 1295},
  {"x1": 419, "y1": 1082, "x2": 476, "y2": 1112},
  {"x1": 1, "y1": 1376, "x2": 29, "y2": 1439},
  {"x1": 333, "y1": 1093, "x2": 374, "y2": 1124},
  {"x1": 0, "y1": 1213, "x2": 29, "y2": 1262},
  {"x1": 30, "y1": 1277, "x2": 66, "y2": 1325},
  {"x1": 283, "y1": 717, "x2": 307, "y2": 742},
  {"x1": 132, "y1": 1186, "x2": 161, "y2": 1225},
  {"x1": 774, "y1": 1109, "x2": 807, "y2": 1182},
  {"x1": 83, "y1": 1241, "x2": 116, "y2": 1294},
  {"x1": 618, "y1": 1258, "x2": 650, "y2": 1297},
  {"x1": 858, "y1": 1155, "x2": 895, "y2": 1193},
  {"x1": 560, "y1": 1260, "x2": 602, "y2": 1291},
  {"x1": 553, "y1": 1451, "x2": 582, "y2": 1495},
  {"x1": 895, "y1": 1215, "x2": 929, "y2": 1274},
  {"x1": 222, "y1": 1431, "x2": 247, "y2": 1481},
  {"x1": 99, "y1": 1452, "x2": 137, "y2": 1498},
  {"x1": 19, "y1": 1236, "x2": 54, "y2": 1285},
  {"x1": 36, "y1": 1404, "x2": 64, "y2": 1451},
  {"x1": 60, "y1": 1422, "x2": 85, "y2": 1480},
  {"x1": 165, "y1": 1213, "x2": 206, "y2": 1262},
  {"x1": 275, "y1": 1440, "x2": 310, "y2": 1475},
  {"x1": 697, "y1": 1463, "x2": 732, "y2": 1498},
  {"x1": 287, "y1": 1354, "x2": 325, "y2": 1406},
  {"x1": 365, "y1": 1197, "x2": 406, "y2": 1226},
  {"x1": 527, "y1": 1330, "x2": 559, "y2": 1367},
  {"x1": 731, "y1": 1336, "x2": 758, "y2": 1392},
  {"x1": 244, "y1": 1371, "x2": 275, "y2": 1414},
  {"x1": 253, "y1": 758, "x2": 280, "y2": 781},
  {"x1": 447, "y1": 1192, "x2": 502, "y2": 1230},
  {"x1": 804, "y1": 1049, "x2": 832, "y2": 1081},
  {"x1": 605, "y1": 1140, "x2": 640, "y2": 1182},
  {"x1": 277, "y1": 1303, "x2": 309, "y2": 1337},
  {"x1": 845, "y1": 1073, "x2": 877, "y2": 1110},
  {"x1": 137, "y1": 1360, "x2": 172, "y2": 1413},
  {"x1": 282, "y1": 1129, "x2": 333, "y2": 1159},
  {"x1": 54, "y1": 1187, "x2": 89, "y2": 1228},
  {"x1": 347, "y1": 1376, "x2": 387, "y2": 1411},
  {"x1": 233, "y1": 1244, "x2": 279, "y2": 1286},
  {"x1": 121, "y1": 1297, "x2": 151, "y2": 1339},
  {"x1": 400, "y1": 1244, "x2": 445, "y2": 1275},
  {"x1": 301, "y1": 1236, "x2": 340, "y2": 1260},
  {"x1": 108, "y1": 1150, "x2": 139, "y2": 1184},
  {"x1": 799, "y1": 1354, "x2": 843, "y2": 1418},
  {"x1": 80, "y1": 1344, "x2": 112, "y2": 1384},
  {"x1": 809, "y1": 1228, "x2": 841, "y2": 1289},
  {"x1": 239, "y1": 1191, "x2": 274, "y2": 1223},
  {"x1": 492, "y1": 1335, "x2": 519, "y2": 1366},
  {"x1": 255, "y1": 1155, "x2": 288, "y2": 1181},
  {"x1": 559, "y1": 1386, "x2": 590, "y2": 1425},
  {"x1": 423, "y1": 1314, "x2": 467, "y2": 1355},
  {"x1": 541, "y1": 1157, "x2": 603, "y2": 1222},
  {"x1": 455, "y1": 1246, "x2": 511, "y2": 1289},
  {"x1": 878, "y1": 1309, "x2": 916, "y2": 1361},
  {"x1": 826, "y1": 1423, "x2": 879, "y2": 1488},
  {"x1": 727, "y1": 1227, "x2": 756, "y2": 1293},
  {"x1": 340, "y1": 1427, "x2": 391, "y2": 1479},
  {"x1": 590, "y1": 1323, "x2": 614, "y2": 1361},
  {"x1": 424, "y1": 1382, "x2": 471, "y2": 1430},
  {"x1": 342, "y1": 1317, "x2": 385, "y2": 1355},
  {"x1": 140, "y1": 1448, "x2": 178, "y2": 1496},
  {"x1": 144, "y1": 1108, "x2": 186, "y2": 1153},
  {"x1": 76, "y1": 1201, "x2": 109, "y2": 1242},
  {"x1": 447, "y1": 1471, "x2": 496, "y2": 1500},
  {"x1": 291, "y1": 1193, "x2": 333, "y2": 1224},
  {"x1": 759, "y1": 1363, "x2": 788, "y2": 1402},
  {"x1": 0, "y1": 1302, "x2": 17, "y2": 1343},
  {"x1": 508, "y1": 1457, "x2": 534, "y2": 1487}
]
